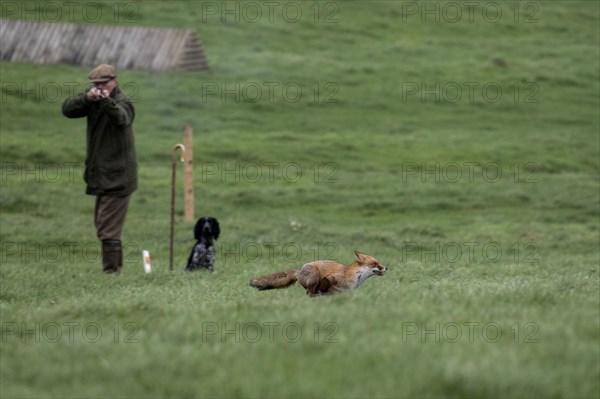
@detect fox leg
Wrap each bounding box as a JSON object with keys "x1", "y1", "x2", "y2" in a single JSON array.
[
  {"x1": 315, "y1": 277, "x2": 334, "y2": 295},
  {"x1": 298, "y1": 264, "x2": 322, "y2": 296},
  {"x1": 306, "y1": 278, "x2": 336, "y2": 296},
  {"x1": 298, "y1": 265, "x2": 337, "y2": 296}
]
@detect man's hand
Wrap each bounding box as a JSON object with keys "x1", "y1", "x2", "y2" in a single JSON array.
[{"x1": 86, "y1": 87, "x2": 109, "y2": 101}]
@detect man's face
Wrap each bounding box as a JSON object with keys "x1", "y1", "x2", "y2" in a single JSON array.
[{"x1": 95, "y1": 78, "x2": 117, "y2": 94}]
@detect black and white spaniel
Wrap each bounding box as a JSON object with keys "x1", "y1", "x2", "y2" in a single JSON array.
[{"x1": 185, "y1": 216, "x2": 220, "y2": 271}]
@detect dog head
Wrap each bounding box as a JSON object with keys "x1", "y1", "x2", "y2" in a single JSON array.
[{"x1": 194, "y1": 216, "x2": 220, "y2": 241}]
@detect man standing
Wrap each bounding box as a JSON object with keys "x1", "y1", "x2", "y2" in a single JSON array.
[{"x1": 62, "y1": 64, "x2": 137, "y2": 273}]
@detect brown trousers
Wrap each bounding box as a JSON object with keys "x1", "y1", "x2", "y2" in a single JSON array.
[{"x1": 94, "y1": 194, "x2": 131, "y2": 241}]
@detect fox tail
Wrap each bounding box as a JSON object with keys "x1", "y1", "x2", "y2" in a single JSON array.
[{"x1": 250, "y1": 269, "x2": 298, "y2": 290}]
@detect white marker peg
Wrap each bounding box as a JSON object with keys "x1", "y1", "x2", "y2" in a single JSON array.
[{"x1": 142, "y1": 250, "x2": 151, "y2": 273}]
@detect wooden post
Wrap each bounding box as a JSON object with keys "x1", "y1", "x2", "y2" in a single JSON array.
[
  {"x1": 170, "y1": 144, "x2": 185, "y2": 271},
  {"x1": 183, "y1": 125, "x2": 194, "y2": 222}
]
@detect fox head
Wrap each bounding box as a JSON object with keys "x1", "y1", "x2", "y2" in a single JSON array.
[{"x1": 354, "y1": 250, "x2": 387, "y2": 276}]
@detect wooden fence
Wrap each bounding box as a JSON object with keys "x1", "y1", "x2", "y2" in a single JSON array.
[{"x1": 0, "y1": 19, "x2": 208, "y2": 71}]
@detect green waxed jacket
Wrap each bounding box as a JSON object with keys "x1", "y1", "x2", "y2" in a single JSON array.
[{"x1": 62, "y1": 86, "x2": 138, "y2": 196}]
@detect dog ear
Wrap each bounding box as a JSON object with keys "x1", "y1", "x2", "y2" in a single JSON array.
[
  {"x1": 194, "y1": 218, "x2": 203, "y2": 240},
  {"x1": 212, "y1": 218, "x2": 220, "y2": 240}
]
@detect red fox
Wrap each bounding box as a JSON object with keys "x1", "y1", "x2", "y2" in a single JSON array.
[{"x1": 250, "y1": 250, "x2": 387, "y2": 296}]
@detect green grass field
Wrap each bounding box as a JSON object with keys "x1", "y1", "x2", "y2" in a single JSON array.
[{"x1": 1, "y1": 1, "x2": 599, "y2": 398}]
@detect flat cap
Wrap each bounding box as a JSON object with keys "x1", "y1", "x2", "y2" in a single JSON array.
[{"x1": 88, "y1": 64, "x2": 117, "y2": 83}]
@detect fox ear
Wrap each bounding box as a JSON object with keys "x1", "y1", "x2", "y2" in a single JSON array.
[{"x1": 354, "y1": 250, "x2": 366, "y2": 261}]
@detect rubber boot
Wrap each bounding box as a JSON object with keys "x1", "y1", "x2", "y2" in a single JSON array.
[{"x1": 102, "y1": 240, "x2": 122, "y2": 273}]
